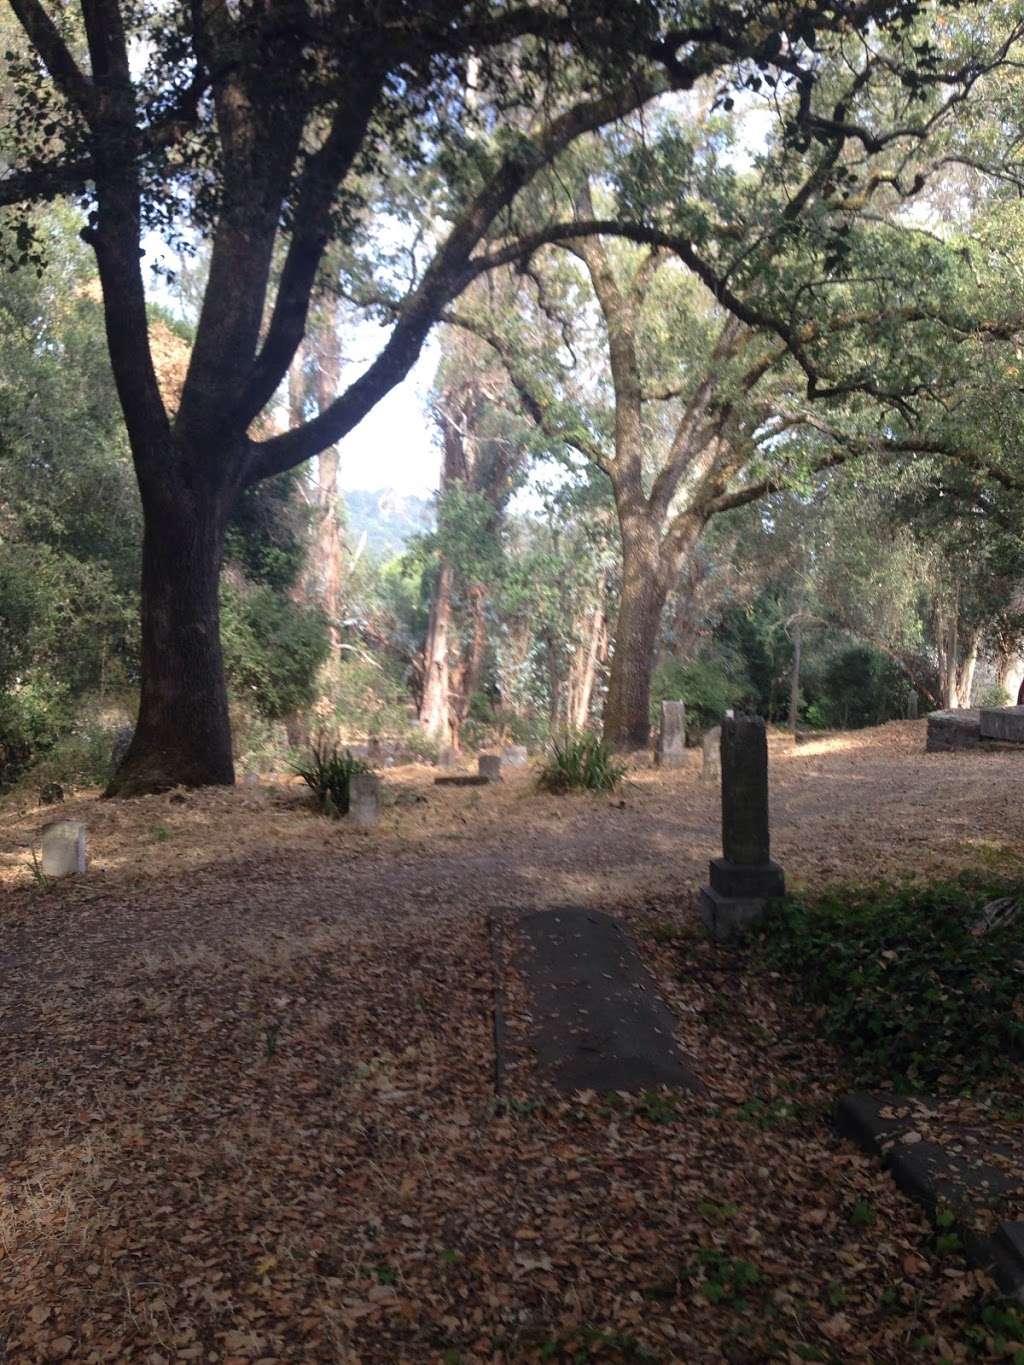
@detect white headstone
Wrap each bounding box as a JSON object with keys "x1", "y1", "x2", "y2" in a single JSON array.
[
  {"x1": 656, "y1": 700, "x2": 687, "y2": 769},
  {"x1": 348, "y1": 773, "x2": 380, "y2": 829},
  {"x1": 501, "y1": 745, "x2": 529, "y2": 768},
  {"x1": 41, "y1": 820, "x2": 86, "y2": 877}
]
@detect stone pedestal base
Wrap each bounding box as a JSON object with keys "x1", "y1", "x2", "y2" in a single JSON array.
[
  {"x1": 709, "y1": 857, "x2": 785, "y2": 899},
  {"x1": 700, "y1": 888, "x2": 771, "y2": 940},
  {"x1": 700, "y1": 858, "x2": 785, "y2": 941}
]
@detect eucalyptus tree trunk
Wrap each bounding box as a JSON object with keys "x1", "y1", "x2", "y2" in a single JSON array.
[
  {"x1": 568, "y1": 574, "x2": 607, "y2": 730},
  {"x1": 996, "y1": 649, "x2": 1024, "y2": 706},
  {"x1": 315, "y1": 320, "x2": 346, "y2": 677},
  {"x1": 419, "y1": 558, "x2": 456, "y2": 743},
  {"x1": 934, "y1": 599, "x2": 980, "y2": 709}
]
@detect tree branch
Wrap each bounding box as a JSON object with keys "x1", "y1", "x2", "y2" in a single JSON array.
[{"x1": 9, "y1": 0, "x2": 98, "y2": 121}]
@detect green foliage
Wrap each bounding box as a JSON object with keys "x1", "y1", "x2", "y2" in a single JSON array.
[
  {"x1": 332, "y1": 655, "x2": 415, "y2": 737},
  {"x1": 292, "y1": 737, "x2": 370, "y2": 817},
  {"x1": 651, "y1": 655, "x2": 747, "y2": 735},
  {"x1": 220, "y1": 581, "x2": 329, "y2": 721},
  {"x1": 28, "y1": 722, "x2": 120, "y2": 791},
  {"x1": 804, "y1": 645, "x2": 908, "y2": 731},
  {"x1": 536, "y1": 733, "x2": 626, "y2": 794},
  {"x1": 755, "y1": 879, "x2": 1024, "y2": 1088},
  {"x1": 684, "y1": 1248, "x2": 762, "y2": 1308},
  {"x1": 225, "y1": 473, "x2": 311, "y2": 591}
]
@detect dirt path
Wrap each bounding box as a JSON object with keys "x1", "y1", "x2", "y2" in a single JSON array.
[{"x1": 2, "y1": 721, "x2": 1023, "y2": 1362}]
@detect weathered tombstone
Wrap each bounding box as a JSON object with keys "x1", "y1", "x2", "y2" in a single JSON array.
[
  {"x1": 699, "y1": 716, "x2": 784, "y2": 940},
  {"x1": 41, "y1": 820, "x2": 87, "y2": 877},
  {"x1": 979, "y1": 706, "x2": 1024, "y2": 744},
  {"x1": 348, "y1": 773, "x2": 380, "y2": 830},
  {"x1": 926, "y1": 709, "x2": 983, "y2": 752},
  {"x1": 907, "y1": 692, "x2": 919, "y2": 720},
  {"x1": 437, "y1": 746, "x2": 457, "y2": 769},
  {"x1": 701, "y1": 726, "x2": 721, "y2": 784},
  {"x1": 478, "y1": 753, "x2": 502, "y2": 783},
  {"x1": 242, "y1": 771, "x2": 261, "y2": 787},
  {"x1": 111, "y1": 725, "x2": 133, "y2": 768},
  {"x1": 502, "y1": 744, "x2": 529, "y2": 768},
  {"x1": 655, "y1": 700, "x2": 686, "y2": 769},
  {"x1": 366, "y1": 737, "x2": 383, "y2": 762}
]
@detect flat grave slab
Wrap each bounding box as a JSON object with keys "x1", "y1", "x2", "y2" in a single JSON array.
[
  {"x1": 926, "y1": 709, "x2": 1021, "y2": 753},
  {"x1": 836, "y1": 1093, "x2": 1024, "y2": 1299},
  {"x1": 513, "y1": 908, "x2": 700, "y2": 1094},
  {"x1": 980, "y1": 706, "x2": 1024, "y2": 743},
  {"x1": 433, "y1": 775, "x2": 489, "y2": 787}
]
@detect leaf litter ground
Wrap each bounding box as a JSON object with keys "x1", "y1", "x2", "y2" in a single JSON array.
[{"x1": 2, "y1": 721, "x2": 1023, "y2": 1363}]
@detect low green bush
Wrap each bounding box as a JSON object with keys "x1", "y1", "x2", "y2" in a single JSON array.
[
  {"x1": 536, "y1": 733, "x2": 627, "y2": 794},
  {"x1": 292, "y1": 737, "x2": 370, "y2": 816},
  {"x1": 754, "y1": 878, "x2": 1024, "y2": 1089}
]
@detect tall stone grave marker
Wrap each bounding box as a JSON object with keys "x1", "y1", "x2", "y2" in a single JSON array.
[
  {"x1": 700, "y1": 716, "x2": 784, "y2": 939},
  {"x1": 478, "y1": 753, "x2": 503, "y2": 783},
  {"x1": 656, "y1": 700, "x2": 687, "y2": 769}
]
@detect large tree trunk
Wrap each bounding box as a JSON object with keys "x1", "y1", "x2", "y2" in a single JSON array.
[
  {"x1": 602, "y1": 531, "x2": 669, "y2": 750},
  {"x1": 106, "y1": 482, "x2": 235, "y2": 796},
  {"x1": 419, "y1": 557, "x2": 455, "y2": 743},
  {"x1": 934, "y1": 599, "x2": 979, "y2": 710},
  {"x1": 451, "y1": 582, "x2": 489, "y2": 741},
  {"x1": 996, "y1": 649, "x2": 1024, "y2": 706}
]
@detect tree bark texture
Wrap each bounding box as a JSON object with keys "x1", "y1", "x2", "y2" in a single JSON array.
[
  {"x1": 105, "y1": 479, "x2": 235, "y2": 796},
  {"x1": 419, "y1": 557, "x2": 456, "y2": 743},
  {"x1": 602, "y1": 531, "x2": 670, "y2": 750}
]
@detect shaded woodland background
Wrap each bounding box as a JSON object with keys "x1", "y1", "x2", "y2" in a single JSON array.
[{"x1": 3, "y1": 212, "x2": 1023, "y2": 795}]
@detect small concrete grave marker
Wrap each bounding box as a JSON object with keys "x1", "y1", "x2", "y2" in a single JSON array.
[
  {"x1": 478, "y1": 753, "x2": 502, "y2": 783},
  {"x1": 655, "y1": 700, "x2": 686, "y2": 769},
  {"x1": 513, "y1": 909, "x2": 700, "y2": 1093},
  {"x1": 836, "y1": 1094, "x2": 1024, "y2": 1299},
  {"x1": 41, "y1": 820, "x2": 87, "y2": 877},
  {"x1": 348, "y1": 773, "x2": 380, "y2": 829},
  {"x1": 502, "y1": 744, "x2": 529, "y2": 768},
  {"x1": 700, "y1": 715, "x2": 784, "y2": 939},
  {"x1": 437, "y1": 746, "x2": 457, "y2": 769},
  {"x1": 701, "y1": 726, "x2": 721, "y2": 784}
]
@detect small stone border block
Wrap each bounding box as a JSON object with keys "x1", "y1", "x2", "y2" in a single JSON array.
[{"x1": 835, "y1": 1094, "x2": 1024, "y2": 1301}]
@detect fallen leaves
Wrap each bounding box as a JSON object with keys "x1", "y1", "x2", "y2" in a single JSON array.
[{"x1": 3, "y1": 726, "x2": 1024, "y2": 1360}]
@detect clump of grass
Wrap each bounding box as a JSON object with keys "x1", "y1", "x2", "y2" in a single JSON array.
[
  {"x1": 536, "y1": 732, "x2": 626, "y2": 794},
  {"x1": 753, "y1": 875, "x2": 1024, "y2": 1089},
  {"x1": 291, "y1": 736, "x2": 370, "y2": 817}
]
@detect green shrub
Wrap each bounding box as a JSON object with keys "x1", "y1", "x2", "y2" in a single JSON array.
[
  {"x1": 401, "y1": 729, "x2": 439, "y2": 764},
  {"x1": 754, "y1": 878, "x2": 1024, "y2": 1089},
  {"x1": 651, "y1": 656, "x2": 746, "y2": 737},
  {"x1": 292, "y1": 737, "x2": 370, "y2": 816},
  {"x1": 536, "y1": 733, "x2": 627, "y2": 794},
  {"x1": 31, "y1": 726, "x2": 117, "y2": 791}
]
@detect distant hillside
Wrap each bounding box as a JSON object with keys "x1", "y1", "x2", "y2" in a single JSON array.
[{"x1": 343, "y1": 488, "x2": 434, "y2": 560}]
